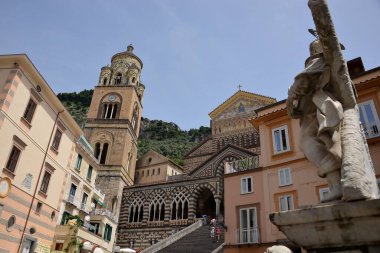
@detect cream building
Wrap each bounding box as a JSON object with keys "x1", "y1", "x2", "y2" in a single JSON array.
[
  {"x1": 134, "y1": 150, "x2": 183, "y2": 185},
  {"x1": 0, "y1": 54, "x2": 117, "y2": 253},
  {"x1": 0, "y1": 54, "x2": 82, "y2": 253}
]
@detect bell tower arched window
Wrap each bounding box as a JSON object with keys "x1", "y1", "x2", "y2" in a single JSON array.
[
  {"x1": 99, "y1": 143, "x2": 108, "y2": 164},
  {"x1": 115, "y1": 73, "x2": 122, "y2": 85},
  {"x1": 102, "y1": 103, "x2": 118, "y2": 119},
  {"x1": 103, "y1": 77, "x2": 108, "y2": 85}
]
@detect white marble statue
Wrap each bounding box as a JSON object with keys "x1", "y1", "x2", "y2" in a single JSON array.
[
  {"x1": 287, "y1": 39, "x2": 344, "y2": 202},
  {"x1": 287, "y1": 0, "x2": 379, "y2": 202}
]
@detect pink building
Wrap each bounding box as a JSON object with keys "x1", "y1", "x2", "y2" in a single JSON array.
[{"x1": 223, "y1": 58, "x2": 380, "y2": 253}]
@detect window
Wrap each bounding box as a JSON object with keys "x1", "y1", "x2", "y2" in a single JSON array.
[
  {"x1": 147, "y1": 170, "x2": 150, "y2": 176},
  {"x1": 94, "y1": 143, "x2": 101, "y2": 159},
  {"x1": 377, "y1": 178, "x2": 380, "y2": 195},
  {"x1": 152, "y1": 169, "x2": 155, "y2": 175},
  {"x1": 115, "y1": 73, "x2": 122, "y2": 85},
  {"x1": 89, "y1": 222, "x2": 100, "y2": 234},
  {"x1": 75, "y1": 155, "x2": 82, "y2": 171},
  {"x1": 319, "y1": 187, "x2": 330, "y2": 202},
  {"x1": 61, "y1": 211, "x2": 70, "y2": 225},
  {"x1": 239, "y1": 207, "x2": 258, "y2": 243},
  {"x1": 126, "y1": 153, "x2": 132, "y2": 172},
  {"x1": 241, "y1": 176, "x2": 253, "y2": 194},
  {"x1": 102, "y1": 103, "x2": 118, "y2": 119},
  {"x1": 279, "y1": 194, "x2": 294, "y2": 212},
  {"x1": 158, "y1": 168, "x2": 160, "y2": 175},
  {"x1": 149, "y1": 194, "x2": 165, "y2": 222},
  {"x1": 99, "y1": 143, "x2": 108, "y2": 164},
  {"x1": 23, "y1": 99, "x2": 37, "y2": 123},
  {"x1": 131, "y1": 104, "x2": 139, "y2": 131},
  {"x1": 128, "y1": 197, "x2": 144, "y2": 223},
  {"x1": 359, "y1": 100, "x2": 380, "y2": 138},
  {"x1": 69, "y1": 184, "x2": 77, "y2": 197},
  {"x1": 36, "y1": 202, "x2": 42, "y2": 214},
  {"x1": 5, "y1": 146, "x2": 21, "y2": 173},
  {"x1": 55, "y1": 243, "x2": 64, "y2": 251},
  {"x1": 40, "y1": 171, "x2": 51, "y2": 194},
  {"x1": 272, "y1": 125, "x2": 290, "y2": 154},
  {"x1": 87, "y1": 166, "x2": 93, "y2": 180},
  {"x1": 6, "y1": 215, "x2": 16, "y2": 232},
  {"x1": 51, "y1": 129, "x2": 62, "y2": 151},
  {"x1": 278, "y1": 168, "x2": 292, "y2": 186},
  {"x1": 104, "y1": 224, "x2": 112, "y2": 241},
  {"x1": 171, "y1": 190, "x2": 188, "y2": 220},
  {"x1": 95, "y1": 142, "x2": 109, "y2": 164},
  {"x1": 142, "y1": 171, "x2": 144, "y2": 176},
  {"x1": 81, "y1": 193, "x2": 88, "y2": 210}
]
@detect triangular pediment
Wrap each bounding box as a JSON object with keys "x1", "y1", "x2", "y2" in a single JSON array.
[
  {"x1": 209, "y1": 90, "x2": 276, "y2": 120},
  {"x1": 188, "y1": 145, "x2": 256, "y2": 179}
]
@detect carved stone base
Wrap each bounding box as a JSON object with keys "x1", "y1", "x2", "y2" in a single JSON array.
[{"x1": 270, "y1": 199, "x2": 380, "y2": 253}]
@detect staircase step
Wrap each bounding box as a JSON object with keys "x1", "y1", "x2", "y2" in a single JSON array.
[{"x1": 157, "y1": 225, "x2": 224, "y2": 253}]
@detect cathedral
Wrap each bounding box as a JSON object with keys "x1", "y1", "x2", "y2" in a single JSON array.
[{"x1": 82, "y1": 45, "x2": 277, "y2": 249}]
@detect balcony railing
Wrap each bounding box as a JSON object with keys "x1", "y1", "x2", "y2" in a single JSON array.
[
  {"x1": 81, "y1": 203, "x2": 91, "y2": 213},
  {"x1": 93, "y1": 187, "x2": 105, "y2": 200},
  {"x1": 225, "y1": 156, "x2": 259, "y2": 174},
  {"x1": 66, "y1": 194, "x2": 81, "y2": 207},
  {"x1": 94, "y1": 208, "x2": 118, "y2": 223},
  {"x1": 236, "y1": 227, "x2": 259, "y2": 244},
  {"x1": 362, "y1": 122, "x2": 380, "y2": 139}
]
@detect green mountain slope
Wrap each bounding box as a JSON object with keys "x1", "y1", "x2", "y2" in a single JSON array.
[{"x1": 57, "y1": 90, "x2": 211, "y2": 165}]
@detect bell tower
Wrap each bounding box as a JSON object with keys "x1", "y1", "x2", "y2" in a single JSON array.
[{"x1": 84, "y1": 44, "x2": 145, "y2": 217}]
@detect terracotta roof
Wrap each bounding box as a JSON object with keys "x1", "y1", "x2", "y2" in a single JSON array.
[
  {"x1": 183, "y1": 137, "x2": 212, "y2": 158},
  {"x1": 208, "y1": 90, "x2": 276, "y2": 118},
  {"x1": 254, "y1": 99, "x2": 287, "y2": 114}
]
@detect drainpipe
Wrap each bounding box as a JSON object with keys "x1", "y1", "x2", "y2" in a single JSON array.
[{"x1": 17, "y1": 109, "x2": 64, "y2": 253}]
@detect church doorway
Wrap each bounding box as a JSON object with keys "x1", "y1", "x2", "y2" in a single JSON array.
[{"x1": 195, "y1": 188, "x2": 216, "y2": 219}]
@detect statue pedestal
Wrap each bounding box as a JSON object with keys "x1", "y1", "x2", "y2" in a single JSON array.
[{"x1": 270, "y1": 199, "x2": 380, "y2": 253}]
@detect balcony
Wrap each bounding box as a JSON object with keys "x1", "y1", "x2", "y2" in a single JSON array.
[
  {"x1": 54, "y1": 224, "x2": 110, "y2": 252},
  {"x1": 93, "y1": 187, "x2": 105, "y2": 200},
  {"x1": 236, "y1": 227, "x2": 259, "y2": 244},
  {"x1": 80, "y1": 203, "x2": 91, "y2": 213},
  {"x1": 362, "y1": 122, "x2": 380, "y2": 139},
  {"x1": 225, "y1": 156, "x2": 259, "y2": 174},
  {"x1": 66, "y1": 194, "x2": 81, "y2": 207},
  {"x1": 94, "y1": 208, "x2": 118, "y2": 223}
]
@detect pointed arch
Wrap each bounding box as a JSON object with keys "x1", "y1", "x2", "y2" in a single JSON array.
[
  {"x1": 170, "y1": 187, "x2": 190, "y2": 220},
  {"x1": 127, "y1": 192, "x2": 146, "y2": 223},
  {"x1": 147, "y1": 189, "x2": 167, "y2": 222}
]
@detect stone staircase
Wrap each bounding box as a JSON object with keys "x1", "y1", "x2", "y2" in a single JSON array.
[{"x1": 156, "y1": 225, "x2": 224, "y2": 253}]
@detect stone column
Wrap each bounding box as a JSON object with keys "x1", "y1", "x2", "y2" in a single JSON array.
[{"x1": 215, "y1": 198, "x2": 221, "y2": 220}]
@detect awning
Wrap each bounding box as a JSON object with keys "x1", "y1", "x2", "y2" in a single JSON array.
[
  {"x1": 82, "y1": 241, "x2": 92, "y2": 250},
  {"x1": 93, "y1": 197, "x2": 106, "y2": 207},
  {"x1": 119, "y1": 248, "x2": 136, "y2": 253},
  {"x1": 93, "y1": 247, "x2": 104, "y2": 253}
]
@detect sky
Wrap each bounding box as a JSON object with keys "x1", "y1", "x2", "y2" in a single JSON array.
[{"x1": 1, "y1": 1, "x2": 379, "y2": 130}]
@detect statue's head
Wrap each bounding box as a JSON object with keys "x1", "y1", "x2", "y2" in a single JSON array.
[{"x1": 309, "y1": 39, "x2": 323, "y2": 56}]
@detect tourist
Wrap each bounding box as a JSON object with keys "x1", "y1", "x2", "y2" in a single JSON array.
[{"x1": 216, "y1": 226, "x2": 221, "y2": 242}]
